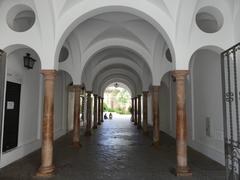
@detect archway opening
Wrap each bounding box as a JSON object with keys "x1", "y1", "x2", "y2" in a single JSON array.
[{"x1": 103, "y1": 82, "x2": 132, "y2": 120}]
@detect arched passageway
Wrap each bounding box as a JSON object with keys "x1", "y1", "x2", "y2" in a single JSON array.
[{"x1": 0, "y1": 1, "x2": 233, "y2": 179}]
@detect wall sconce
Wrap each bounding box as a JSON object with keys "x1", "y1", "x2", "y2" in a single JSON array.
[{"x1": 23, "y1": 53, "x2": 36, "y2": 69}]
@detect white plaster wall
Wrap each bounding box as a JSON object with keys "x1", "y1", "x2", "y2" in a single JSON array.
[
  {"x1": 147, "y1": 93, "x2": 153, "y2": 126},
  {"x1": 188, "y1": 49, "x2": 224, "y2": 165},
  {"x1": 0, "y1": 48, "x2": 41, "y2": 168},
  {"x1": 159, "y1": 80, "x2": 171, "y2": 134},
  {"x1": 54, "y1": 71, "x2": 72, "y2": 139}
]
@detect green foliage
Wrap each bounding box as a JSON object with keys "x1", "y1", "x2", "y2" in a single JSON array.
[{"x1": 104, "y1": 86, "x2": 131, "y2": 115}]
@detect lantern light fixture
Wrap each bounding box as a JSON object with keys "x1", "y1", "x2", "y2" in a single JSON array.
[{"x1": 23, "y1": 53, "x2": 36, "y2": 69}]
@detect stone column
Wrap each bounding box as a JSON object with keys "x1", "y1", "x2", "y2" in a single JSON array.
[
  {"x1": 143, "y1": 92, "x2": 148, "y2": 135},
  {"x1": 81, "y1": 96, "x2": 85, "y2": 123},
  {"x1": 93, "y1": 94, "x2": 98, "y2": 129},
  {"x1": 152, "y1": 86, "x2": 160, "y2": 147},
  {"x1": 134, "y1": 97, "x2": 138, "y2": 125},
  {"x1": 36, "y1": 70, "x2": 56, "y2": 177},
  {"x1": 137, "y1": 95, "x2": 142, "y2": 129},
  {"x1": 72, "y1": 85, "x2": 81, "y2": 148},
  {"x1": 101, "y1": 97, "x2": 104, "y2": 122},
  {"x1": 131, "y1": 98, "x2": 135, "y2": 122},
  {"x1": 98, "y1": 96, "x2": 101, "y2": 125},
  {"x1": 172, "y1": 70, "x2": 192, "y2": 176},
  {"x1": 85, "y1": 92, "x2": 92, "y2": 136}
]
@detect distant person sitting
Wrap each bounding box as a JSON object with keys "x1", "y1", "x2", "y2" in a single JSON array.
[
  {"x1": 109, "y1": 113, "x2": 113, "y2": 119},
  {"x1": 104, "y1": 113, "x2": 108, "y2": 119}
]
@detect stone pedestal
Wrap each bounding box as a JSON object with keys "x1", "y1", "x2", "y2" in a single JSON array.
[
  {"x1": 172, "y1": 70, "x2": 192, "y2": 176},
  {"x1": 143, "y1": 92, "x2": 148, "y2": 135},
  {"x1": 93, "y1": 95, "x2": 98, "y2": 129},
  {"x1": 85, "y1": 92, "x2": 92, "y2": 136},
  {"x1": 152, "y1": 86, "x2": 160, "y2": 147},
  {"x1": 137, "y1": 95, "x2": 142, "y2": 129},
  {"x1": 134, "y1": 97, "x2": 138, "y2": 125},
  {"x1": 36, "y1": 70, "x2": 56, "y2": 177},
  {"x1": 98, "y1": 97, "x2": 101, "y2": 125},
  {"x1": 72, "y1": 85, "x2": 82, "y2": 148}
]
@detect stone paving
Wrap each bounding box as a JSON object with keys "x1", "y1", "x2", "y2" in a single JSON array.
[{"x1": 0, "y1": 115, "x2": 225, "y2": 180}]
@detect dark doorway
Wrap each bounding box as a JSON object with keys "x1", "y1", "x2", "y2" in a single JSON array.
[{"x1": 3, "y1": 81, "x2": 21, "y2": 152}]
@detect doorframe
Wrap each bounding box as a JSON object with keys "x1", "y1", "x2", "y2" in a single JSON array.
[{"x1": 0, "y1": 50, "x2": 7, "y2": 160}]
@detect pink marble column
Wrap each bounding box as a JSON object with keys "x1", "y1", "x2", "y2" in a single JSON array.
[
  {"x1": 98, "y1": 96, "x2": 101, "y2": 125},
  {"x1": 101, "y1": 97, "x2": 104, "y2": 122},
  {"x1": 36, "y1": 70, "x2": 56, "y2": 177},
  {"x1": 172, "y1": 70, "x2": 192, "y2": 176},
  {"x1": 151, "y1": 86, "x2": 160, "y2": 147},
  {"x1": 72, "y1": 85, "x2": 82, "y2": 148},
  {"x1": 131, "y1": 98, "x2": 135, "y2": 122},
  {"x1": 143, "y1": 91, "x2": 148, "y2": 135},
  {"x1": 85, "y1": 92, "x2": 92, "y2": 136},
  {"x1": 137, "y1": 95, "x2": 142, "y2": 129},
  {"x1": 93, "y1": 94, "x2": 98, "y2": 129},
  {"x1": 134, "y1": 97, "x2": 138, "y2": 125}
]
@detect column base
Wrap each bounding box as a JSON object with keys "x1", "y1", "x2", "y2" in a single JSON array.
[
  {"x1": 152, "y1": 140, "x2": 160, "y2": 148},
  {"x1": 36, "y1": 165, "x2": 55, "y2": 177},
  {"x1": 137, "y1": 125, "x2": 142, "y2": 129},
  {"x1": 175, "y1": 166, "x2": 192, "y2": 176},
  {"x1": 85, "y1": 131, "x2": 92, "y2": 136},
  {"x1": 101, "y1": 120, "x2": 104, "y2": 122},
  {"x1": 98, "y1": 122, "x2": 101, "y2": 125},
  {"x1": 71, "y1": 142, "x2": 82, "y2": 149},
  {"x1": 93, "y1": 126, "x2": 98, "y2": 129},
  {"x1": 134, "y1": 122, "x2": 137, "y2": 125}
]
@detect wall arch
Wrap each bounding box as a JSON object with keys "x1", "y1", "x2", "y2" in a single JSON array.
[{"x1": 54, "y1": 2, "x2": 176, "y2": 69}]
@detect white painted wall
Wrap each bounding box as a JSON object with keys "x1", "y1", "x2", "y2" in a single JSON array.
[
  {"x1": 0, "y1": 48, "x2": 42, "y2": 168},
  {"x1": 54, "y1": 71, "x2": 72, "y2": 139},
  {"x1": 188, "y1": 49, "x2": 224, "y2": 165},
  {"x1": 0, "y1": 50, "x2": 72, "y2": 168},
  {"x1": 159, "y1": 50, "x2": 225, "y2": 165}
]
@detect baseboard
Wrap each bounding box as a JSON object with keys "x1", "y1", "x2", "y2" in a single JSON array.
[
  {"x1": 0, "y1": 139, "x2": 41, "y2": 168},
  {"x1": 188, "y1": 140, "x2": 225, "y2": 165},
  {"x1": 0, "y1": 129, "x2": 68, "y2": 169},
  {"x1": 54, "y1": 129, "x2": 67, "y2": 140}
]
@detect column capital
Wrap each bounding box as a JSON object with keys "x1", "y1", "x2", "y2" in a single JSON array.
[
  {"x1": 151, "y1": 86, "x2": 160, "y2": 92},
  {"x1": 143, "y1": 91, "x2": 149, "y2": 96},
  {"x1": 137, "y1": 94, "x2": 142, "y2": 98},
  {"x1": 171, "y1": 70, "x2": 189, "y2": 80},
  {"x1": 41, "y1": 70, "x2": 57, "y2": 80},
  {"x1": 93, "y1": 94, "x2": 98, "y2": 98},
  {"x1": 73, "y1": 85, "x2": 82, "y2": 92}
]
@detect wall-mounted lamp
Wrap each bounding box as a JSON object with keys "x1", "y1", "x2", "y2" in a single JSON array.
[{"x1": 23, "y1": 53, "x2": 36, "y2": 69}]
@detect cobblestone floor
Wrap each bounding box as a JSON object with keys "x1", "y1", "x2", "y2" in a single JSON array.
[{"x1": 0, "y1": 115, "x2": 225, "y2": 180}]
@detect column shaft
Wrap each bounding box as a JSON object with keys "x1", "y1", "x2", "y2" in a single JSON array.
[
  {"x1": 152, "y1": 86, "x2": 160, "y2": 147},
  {"x1": 101, "y1": 98, "x2": 104, "y2": 122},
  {"x1": 134, "y1": 97, "x2": 138, "y2": 125},
  {"x1": 93, "y1": 95, "x2": 98, "y2": 129},
  {"x1": 85, "y1": 92, "x2": 92, "y2": 136},
  {"x1": 172, "y1": 70, "x2": 192, "y2": 176},
  {"x1": 36, "y1": 70, "x2": 56, "y2": 177},
  {"x1": 137, "y1": 95, "x2": 142, "y2": 129},
  {"x1": 143, "y1": 92, "x2": 148, "y2": 134},
  {"x1": 131, "y1": 98, "x2": 135, "y2": 122},
  {"x1": 98, "y1": 97, "x2": 101, "y2": 125},
  {"x1": 72, "y1": 85, "x2": 81, "y2": 148}
]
